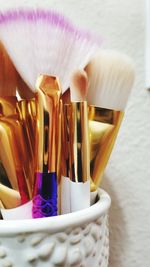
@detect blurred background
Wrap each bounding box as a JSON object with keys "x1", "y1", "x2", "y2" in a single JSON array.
[{"x1": 0, "y1": 0, "x2": 149, "y2": 266}]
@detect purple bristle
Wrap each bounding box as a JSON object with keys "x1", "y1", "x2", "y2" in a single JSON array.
[{"x1": 0, "y1": 9, "x2": 103, "y2": 44}]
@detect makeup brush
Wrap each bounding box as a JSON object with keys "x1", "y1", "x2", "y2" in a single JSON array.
[
  {"x1": 33, "y1": 75, "x2": 61, "y2": 218},
  {"x1": 62, "y1": 70, "x2": 91, "y2": 213},
  {"x1": 0, "y1": 9, "x2": 102, "y2": 94},
  {"x1": 70, "y1": 70, "x2": 97, "y2": 191},
  {"x1": 85, "y1": 50, "x2": 135, "y2": 187}
]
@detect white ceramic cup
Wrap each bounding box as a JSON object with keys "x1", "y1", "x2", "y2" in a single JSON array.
[{"x1": 0, "y1": 189, "x2": 111, "y2": 267}]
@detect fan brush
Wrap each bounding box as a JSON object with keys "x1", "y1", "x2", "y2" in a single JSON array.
[{"x1": 0, "y1": 9, "x2": 102, "y2": 94}]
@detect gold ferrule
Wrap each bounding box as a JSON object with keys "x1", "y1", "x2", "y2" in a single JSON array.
[
  {"x1": 0, "y1": 121, "x2": 18, "y2": 191},
  {"x1": 0, "y1": 96, "x2": 18, "y2": 117},
  {"x1": 28, "y1": 99, "x2": 37, "y2": 119},
  {"x1": 0, "y1": 121, "x2": 23, "y2": 209},
  {"x1": 64, "y1": 101, "x2": 90, "y2": 183},
  {"x1": 61, "y1": 103, "x2": 70, "y2": 177},
  {"x1": 17, "y1": 99, "x2": 36, "y2": 149},
  {"x1": 56, "y1": 99, "x2": 62, "y2": 183},
  {"x1": 89, "y1": 106, "x2": 124, "y2": 187},
  {"x1": 35, "y1": 75, "x2": 61, "y2": 173},
  {"x1": 17, "y1": 99, "x2": 36, "y2": 189},
  {"x1": 0, "y1": 116, "x2": 32, "y2": 199},
  {"x1": 27, "y1": 99, "x2": 37, "y2": 152}
]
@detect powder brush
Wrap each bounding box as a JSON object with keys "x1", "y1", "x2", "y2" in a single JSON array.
[
  {"x1": 85, "y1": 50, "x2": 135, "y2": 187},
  {"x1": 86, "y1": 49, "x2": 135, "y2": 110},
  {"x1": 0, "y1": 9, "x2": 102, "y2": 94}
]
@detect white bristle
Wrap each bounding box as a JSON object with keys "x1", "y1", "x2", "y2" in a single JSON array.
[
  {"x1": 0, "y1": 9, "x2": 102, "y2": 93},
  {"x1": 85, "y1": 49, "x2": 135, "y2": 111}
]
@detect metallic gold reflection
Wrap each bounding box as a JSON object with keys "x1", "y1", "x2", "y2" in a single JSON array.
[
  {"x1": 64, "y1": 102, "x2": 90, "y2": 183},
  {"x1": 35, "y1": 75, "x2": 61, "y2": 173},
  {"x1": 0, "y1": 96, "x2": 17, "y2": 117},
  {"x1": 89, "y1": 106, "x2": 124, "y2": 187},
  {"x1": 0, "y1": 117, "x2": 31, "y2": 202}
]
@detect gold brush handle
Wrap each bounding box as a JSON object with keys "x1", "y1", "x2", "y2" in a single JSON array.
[
  {"x1": 0, "y1": 183, "x2": 21, "y2": 209},
  {"x1": 17, "y1": 99, "x2": 36, "y2": 189},
  {"x1": 0, "y1": 123, "x2": 19, "y2": 191},
  {"x1": 0, "y1": 118, "x2": 31, "y2": 201},
  {"x1": 93, "y1": 112, "x2": 124, "y2": 187}
]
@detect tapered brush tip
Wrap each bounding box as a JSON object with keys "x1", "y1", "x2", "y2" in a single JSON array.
[
  {"x1": 86, "y1": 49, "x2": 135, "y2": 111},
  {"x1": 70, "y1": 70, "x2": 88, "y2": 102}
]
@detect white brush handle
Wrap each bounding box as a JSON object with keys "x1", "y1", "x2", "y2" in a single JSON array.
[
  {"x1": 61, "y1": 176, "x2": 71, "y2": 214},
  {"x1": 146, "y1": 0, "x2": 150, "y2": 89},
  {"x1": 70, "y1": 180, "x2": 90, "y2": 212},
  {"x1": 90, "y1": 190, "x2": 98, "y2": 205},
  {"x1": 1, "y1": 201, "x2": 32, "y2": 220},
  {"x1": 61, "y1": 176, "x2": 98, "y2": 214}
]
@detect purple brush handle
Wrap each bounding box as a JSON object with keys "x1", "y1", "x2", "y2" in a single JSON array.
[{"x1": 32, "y1": 172, "x2": 57, "y2": 218}]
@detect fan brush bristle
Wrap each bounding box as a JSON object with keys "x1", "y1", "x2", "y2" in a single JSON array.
[
  {"x1": 0, "y1": 9, "x2": 102, "y2": 93},
  {"x1": 85, "y1": 49, "x2": 135, "y2": 111}
]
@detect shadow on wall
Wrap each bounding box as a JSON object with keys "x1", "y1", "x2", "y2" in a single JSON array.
[{"x1": 101, "y1": 174, "x2": 128, "y2": 267}]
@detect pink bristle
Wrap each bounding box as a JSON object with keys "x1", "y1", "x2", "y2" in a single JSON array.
[{"x1": 0, "y1": 9, "x2": 102, "y2": 93}]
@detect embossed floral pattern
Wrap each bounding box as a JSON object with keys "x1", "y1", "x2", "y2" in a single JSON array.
[{"x1": 0, "y1": 215, "x2": 109, "y2": 267}]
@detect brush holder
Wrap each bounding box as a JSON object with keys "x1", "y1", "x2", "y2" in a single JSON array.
[{"x1": 0, "y1": 189, "x2": 110, "y2": 267}]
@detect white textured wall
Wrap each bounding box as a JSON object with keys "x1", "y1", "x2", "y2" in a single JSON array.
[{"x1": 0, "y1": 0, "x2": 149, "y2": 266}]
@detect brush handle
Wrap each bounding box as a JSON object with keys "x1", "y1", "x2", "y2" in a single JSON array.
[
  {"x1": 61, "y1": 176, "x2": 71, "y2": 214},
  {"x1": 32, "y1": 172, "x2": 57, "y2": 218},
  {"x1": 70, "y1": 180, "x2": 90, "y2": 212}
]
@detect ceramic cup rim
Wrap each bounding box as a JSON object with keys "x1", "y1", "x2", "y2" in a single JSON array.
[{"x1": 0, "y1": 189, "x2": 111, "y2": 236}]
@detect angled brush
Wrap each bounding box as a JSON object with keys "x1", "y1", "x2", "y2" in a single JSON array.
[
  {"x1": 86, "y1": 49, "x2": 135, "y2": 110},
  {"x1": 85, "y1": 50, "x2": 135, "y2": 187}
]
